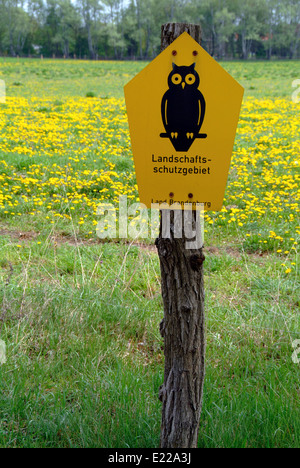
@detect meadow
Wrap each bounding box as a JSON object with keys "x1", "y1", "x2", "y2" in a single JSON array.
[{"x1": 0, "y1": 57, "x2": 299, "y2": 448}]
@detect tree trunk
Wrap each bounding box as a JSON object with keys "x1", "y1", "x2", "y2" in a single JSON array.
[
  {"x1": 135, "y1": 0, "x2": 143, "y2": 59},
  {"x1": 87, "y1": 22, "x2": 95, "y2": 60},
  {"x1": 157, "y1": 23, "x2": 206, "y2": 449},
  {"x1": 241, "y1": 31, "x2": 248, "y2": 59},
  {"x1": 160, "y1": 23, "x2": 201, "y2": 52}
]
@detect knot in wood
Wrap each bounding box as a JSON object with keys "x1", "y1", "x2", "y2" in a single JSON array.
[
  {"x1": 181, "y1": 305, "x2": 192, "y2": 314},
  {"x1": 190, "y1": 253, "x2": 205, "y2": 272}
]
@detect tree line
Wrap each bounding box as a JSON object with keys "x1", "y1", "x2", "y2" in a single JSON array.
[{"x1": 0, "y1": 0, "x2": 299, "y2": 60}]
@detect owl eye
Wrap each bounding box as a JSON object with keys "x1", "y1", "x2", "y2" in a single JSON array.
[
  {"x1": 186, "y1": 74, "x2": 196, "y2": 85},
  {"x1": 171, "y1": 73, "x2": 182, "y2": 85}
]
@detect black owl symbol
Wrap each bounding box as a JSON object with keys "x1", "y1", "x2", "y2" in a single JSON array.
[{"x1": 160, "y1": 63, "x2": 207, "y2": 152}]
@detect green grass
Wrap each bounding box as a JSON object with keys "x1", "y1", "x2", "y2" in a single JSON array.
[
  {"x1": 1, "y1": 57, "x2": 299, "y2": 99},
  {"x1": 0, "y1": 234, "x2": 298, "y2": 448},
  {"x1": 0, "y1": 58, "x2": 139, "y2": 99},
  {"x1": 0, "y1": 57, "x2": 299, "y2": 448}
]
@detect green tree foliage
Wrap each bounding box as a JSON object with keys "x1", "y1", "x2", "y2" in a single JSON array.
[
  {"x1": 0, "y1": 0, "x2": 299, "y2": 59},
  {"x1": 0, "y1": 0, "x2": 31, "y2": 56}
]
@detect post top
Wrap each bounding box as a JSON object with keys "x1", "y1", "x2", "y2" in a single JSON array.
[{"x1": 161, "y1": 23, "x2": 201, "y2": 51}]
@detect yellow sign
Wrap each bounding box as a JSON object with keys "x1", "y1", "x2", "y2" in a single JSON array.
[{"x1": 124, "y1": 32, "x2": 244, "y2": 211}]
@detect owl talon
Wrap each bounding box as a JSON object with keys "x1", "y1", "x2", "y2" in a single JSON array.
[
  {"x1": 171, "y1": 132, "x2": 178, "y2": 139},
  {"x1": 187, "y1": 133, "x2": 194, "y2": 139}
]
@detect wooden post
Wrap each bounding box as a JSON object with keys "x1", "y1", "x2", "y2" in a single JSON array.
[{"x1": 156, "y1": 23, "x2": 206, "y2": 449}]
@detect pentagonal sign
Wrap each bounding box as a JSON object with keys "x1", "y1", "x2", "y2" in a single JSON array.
[{"x1": 124, "y1": 32, "x2": 244, "y2": 211}]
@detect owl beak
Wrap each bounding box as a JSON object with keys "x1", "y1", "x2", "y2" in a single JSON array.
[{"x1": 181, "y1": 82, "x2": 186, "y2": 89}]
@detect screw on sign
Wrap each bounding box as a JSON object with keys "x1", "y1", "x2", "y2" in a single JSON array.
[{"x1": 124, "y1": 23, "x2": 244, "y2": 448}]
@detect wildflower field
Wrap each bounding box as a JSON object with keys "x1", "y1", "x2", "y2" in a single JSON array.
[{"x1": 0, "y1": 58, "x2": 299, "y2": 448}]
